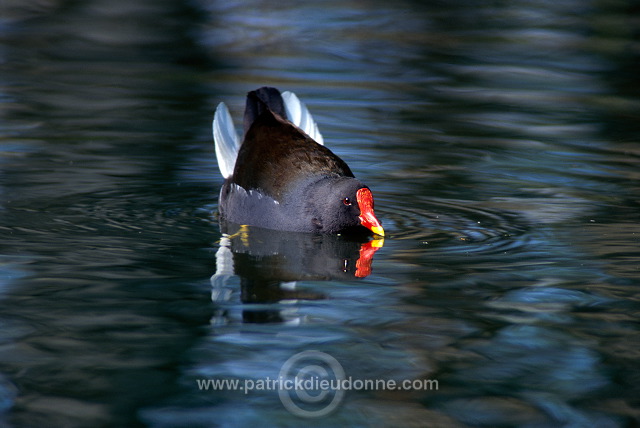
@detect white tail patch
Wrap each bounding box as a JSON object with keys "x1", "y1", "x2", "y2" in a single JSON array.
[
  {"x1": 213, "y1": 92, "x2": 325, "y2": 178},
  {"x1": 213, "y1": 102, "x2": 240, "y2": 178},
  {"x1": 282, "y1": 91, "x2": 324, "y2": 145}
]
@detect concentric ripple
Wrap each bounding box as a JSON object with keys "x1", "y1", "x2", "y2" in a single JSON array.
[{"x1": 377, "y1": 196, "x2": 529, "y2": 247}]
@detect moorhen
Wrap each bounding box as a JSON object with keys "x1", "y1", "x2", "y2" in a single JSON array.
[{"x1": 213, "y1": 87, "x2": 384, "y2": 236}]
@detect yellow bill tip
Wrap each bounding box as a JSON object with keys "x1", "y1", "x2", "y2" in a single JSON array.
[{"x1": 371, "y1": 226, "x2": 385, "y2": 237}]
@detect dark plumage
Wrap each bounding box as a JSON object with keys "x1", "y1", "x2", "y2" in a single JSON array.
[{"x1": 214, "y1": 87, "x2": 383, "y2": 236}]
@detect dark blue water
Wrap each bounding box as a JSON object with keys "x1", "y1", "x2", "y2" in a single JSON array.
[{"x1": 1, "y1": 0, "x2": 639, "y2": 426}]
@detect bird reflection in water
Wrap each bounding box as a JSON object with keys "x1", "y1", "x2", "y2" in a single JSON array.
[{"x1": 211, "y1": 221, "x2": 383, "y2": 324}]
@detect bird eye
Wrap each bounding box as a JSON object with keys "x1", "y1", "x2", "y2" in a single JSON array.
[{"x1": 343, "y1": 197, "x2": 352, "y2": 206}]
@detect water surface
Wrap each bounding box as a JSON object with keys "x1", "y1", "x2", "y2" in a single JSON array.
[{"x1": 1, "y1": 0, "x2": 639, "y2": 426}]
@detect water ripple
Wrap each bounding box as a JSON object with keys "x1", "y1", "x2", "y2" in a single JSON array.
[{"x1": 378, "y1": 195, "x2": 527, "y2": 246}]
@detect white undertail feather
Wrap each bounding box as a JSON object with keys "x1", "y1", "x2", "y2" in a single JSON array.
[
  {"x1": 282, "y1": 91, "x2": 324, "y2": 145},
  {"x1": 213, "y1": 91, "x2": 324, "y2": 177},
  {"x1": 213, "y1": 102, "x2": 240, "y2": 178}
]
